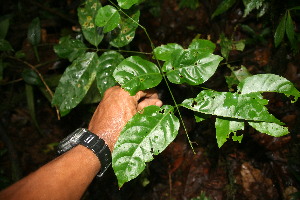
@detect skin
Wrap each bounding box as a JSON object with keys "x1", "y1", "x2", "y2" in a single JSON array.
[{"x1": 0, "y1": 86, "x2": 162, "y2": 200}]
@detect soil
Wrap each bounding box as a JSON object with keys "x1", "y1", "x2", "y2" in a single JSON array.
[{"x1": 0, "y1": 0, "x2": 300, "y2": 199}]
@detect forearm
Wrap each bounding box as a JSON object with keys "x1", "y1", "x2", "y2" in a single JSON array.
[{"x1": 0, "y1": 145, "x2": 101, "y2": 200}]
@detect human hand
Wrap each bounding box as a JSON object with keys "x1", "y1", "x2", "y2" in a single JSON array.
[{"x1": 88, "y1": 86, "x2": 163, "y2": 151}]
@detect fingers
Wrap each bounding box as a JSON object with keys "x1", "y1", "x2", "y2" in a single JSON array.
[
  {"x1": 137, "y1": 98, "x2": 163, "y2": 111},
  {"x1": 135, "y1": 89, "x2": 159, "y2": 101}
]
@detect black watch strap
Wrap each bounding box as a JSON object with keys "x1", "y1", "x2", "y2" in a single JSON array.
[{"x1": 79, "y1": 130, "x2": 112, "y2": 177}]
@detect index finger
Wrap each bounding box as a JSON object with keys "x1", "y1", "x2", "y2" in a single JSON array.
[{"x1": 134, "y1": 89, "x2": 159, "y2": 101}]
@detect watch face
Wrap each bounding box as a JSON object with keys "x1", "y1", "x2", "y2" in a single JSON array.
[{"x1": 57, "y1": 128, "x2": 87, "y2": 154}]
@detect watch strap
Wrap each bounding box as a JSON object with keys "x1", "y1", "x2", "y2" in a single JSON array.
[{"x1": 79, "y1": 130, "x2": 112, "y2": 177}]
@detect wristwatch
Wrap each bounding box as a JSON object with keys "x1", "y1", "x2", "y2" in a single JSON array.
[{"x1": 57, "y1": 128, "x2": 111, "y2": 177}]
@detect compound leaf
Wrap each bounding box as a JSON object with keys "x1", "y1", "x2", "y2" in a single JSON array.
[
  {"x1": 215, "y1": 118, "x2": 244, "y2": 147},
  {"x1": 78, "y1": 0, "x2": 103, "y2": 47},
  {"x1": 237, "y1": 74, "x2": 300, "y2": 102},
  {"x1": 54, "y1": 36, "x2": 87, "y2": 62},
  {"x1": 109, "y1": 8, "x2": 140, "y2": 47},
  {"x1": 274, "y1": 13, "x2": 286, "y2": 48},
  {"x1": 117, "y1": 0, "x2": 139, "y2": 9},
  {"x1": 52, "y1": 52, "x2": 98, "y2": 116},
  {"x1": 212, "y1": 0, "x2": 237, "y2": 19},
  {"x1": 248, "y1": 121, "x2": 289, "y2": 137},
  {"x1": 242, "y1": 0, "x2": 264, "y2": 17},
  {"x1": 95, "y1": 5, "x2": 121, "y2": 33},
  {"x1": 181, "y1": 90, "x2": 282, "y2": 124},
  {"x1": 153, "y1": 43, "x2": 183, "y2": 61},
  {"x1": 96, "y1": 51, "x2": 124, "y2": 96},
  {"x1": 113, "y1": 56, "x2": 162, "y2": 95},
  {"x1": 112, "y1": 105, "x2": 180, "y2": 188},
  {"x1": 162, "y1": 49, "x2": 223, "y2": 85},
  {"x1": 188, "y1": 39, "x2": 216, "y2": 54}
]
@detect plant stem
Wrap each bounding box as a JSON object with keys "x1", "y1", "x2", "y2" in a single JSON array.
[{"x1": 108, "y1": 0, "x2": 195, "y2": 153}]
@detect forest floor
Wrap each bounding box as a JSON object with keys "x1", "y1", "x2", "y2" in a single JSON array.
[{"x1": 0, "y1": 0, "x2": 300, "y2": 199}]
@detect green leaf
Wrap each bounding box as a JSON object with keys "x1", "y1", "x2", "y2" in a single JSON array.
[
  {"x1": 181, "y1": 90, "x2": 282, "y2": 124},
  {"x1": 194, "y1": 112, "x2": 209, "y2": 123},
  {"x1": 286, "y1": 11, "x2": 295, "y2": 45},
  {"x1": 22, "y1": 69, "x2": 43, "y2": 86},
  {"x1": 226, "y1": 65, "x2": 252, "y2": 90},
  {"x1": 215, "y1": 118, "x2": 244, "y2": 147},
  {"x1": 162, "y1": 49, "x2": 223, "y2": 85},
  {"x1": 27, "y1": 17, "x2": 41, "y2": 46},
  {"x1": 117, "y1": 0, "x2": 139, "y2": 9},
  {"x1": 113, "y1": 56, "x2": 162, "y2": 96},
  {"x1": 0, "y1": 39, "x2": 13, "y2": 51},
  {"x1": 248, "y1": 121, "x2": 289, "y2": 137},
  {"x1": 109, "y1": 8, "x2": 140, "y2": 47},
  {"x1": 220, "y1": 34, "x2": 232, "y2": 60},
  {"x1": 95, "y1": 5, "x2": 121, "y2": 33},
  {"x1": 0, "y1": 17, "x2": 10, "y2": 39},
  {"x1": 212, "y1": 0, "x2": 237, "y2": 19},
  {"x1": 274, "y1": 13, "x2": 286, "y2": 48},
  {"x1": 242, "y1": 0, "x2": 264, "y2": 18},
  {"x1": 112, "y1": 105, "x2": 180, "y2": 187},
  {"x1": 54, "y1": 36, "x2": 87, "y2": 62},
  {"x1": 78, "y1": 0, "x2": 103, "y2": 47},
  {"x1": 96, "y1": 51, "x2": 124, "y2": 96},
  {"x1": 52, "y1": 52, "x2": 98, "y2": 116},
  {"x1": 237, "y1": 74, "x2": 300, "y2": 102},
  {"x1": 153, "y1": 43, "x2": 183, "y2": 61},
  {"x1": 188, "y1": 39, "x2": 216, "y2": 54}
]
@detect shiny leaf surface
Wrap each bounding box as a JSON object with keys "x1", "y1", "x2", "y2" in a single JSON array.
[
  {"x1": 117, "y1": 0, "x2": 139, "y2": 9},
  {"x1": 113, "y1": 56, "x2": 162, "y2": 95},
  {"x1": 54, "y1": 36, "x2": 87, "y2": 62},
  {"x1": 52, "y1": 52, "x2": 98, "y2": 116},
  {"x1": 95, "y1": 5, "x2": 121, "y2": 33},
  {"x1": 215, "y1": 118, "x2": 244, "y2": 147},
  {"x1": 181, "y1": 90, "x2": 282, "y2": 124},
  {"x1": 188, "y1": 39, "x2": 216, "y2": 54},
  {"x1": 78, "y1": 0, "x2": 103, "y2": 47},
  {"x1": 237, "y1": 74, "x2": 300, "y2": 102},
  {"x1": 162, "y1": 49, "x2": 223, "y2": 85},
  {"x1": 109, "y1": 8, "x2": 140, "y2": 47},
  {"x1": 248, "y1": 121, "x2": 289, "y2": 137},
  {"x1": 153, "y1": 43, "x2": 183, "y2": 61},
  {"x1": 112, "y1": 105, "x2": 180, "y2": 187},
  {"x1": 27, "y1": 17, "x2": 41, "y2": 46},
  {"x1": 96, "y1": 51, "x2": 124, "y2": 96}
]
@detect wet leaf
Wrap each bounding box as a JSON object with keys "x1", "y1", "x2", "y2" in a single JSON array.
[
  {"x1": 112, "y1": 105, "x2": 180, "y2": 188},
  {"x1": 212, "y1": 0, "x2": 237, "y2": 19},
  {"x1": 109, "y1": 8, "x2": 140, "y2": 47},
  {"x1": 248, "y1": 121, "x2": 289, "y2": 137},
  {"x1": 237, "y1": 74, "x2": 300, "y2": 102},
  {"x1": 274, "y1": 13, "x2": 286, "y2": 48},
  {"x1": 27, "y1": 17, "x2": 41, "y2": 46},
  {"x1": 286, "y1": 11, "x2": 295, "y2": 45},
  {"x1": 113, "y1": 56, "x2": 162, "y2": 96},
  {"x1": 96, "y1": 51, "x2": 124, "y2": 96},
  {"x1": 188, "y1": 39, "x2": 216, "y2": 54},
  {"x1": 52, "y1": 52, "x2": 98, "y2": 116},
  {"x1": 95, "y1": 5, "x2": 121, "y2": 33},
  {"x1": 0, "y1": 39, "x2": 13, "y2": 51},
  {"x1": 78, "y1": 0, "x2": 103, "y2": 47},
  {"x1": 54, "y1": 36, "x2": 87, "y2": 62},
  {"x1": 181, "y1": 90, "x2": 282, "y2": 124},
  {"x1": 22, "y1": 69, "x2": 42, "y2": 86},
  {"x1": 117, "y1": 0, "x2": 139, "y2": 9},
  {"x1": 153, "y1": 43, "x2": 183, "y2": 61},
  {"x1": 215, "y1": 118, "x2": 244, "y2": 147},
  {"x1": 162, "y1": 49, "x2": 223, "y2": 85},
  {"x1": 242, "y1": 0, "x2": 264, "y2": 17}
]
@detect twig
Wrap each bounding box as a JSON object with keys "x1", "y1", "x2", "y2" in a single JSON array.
[{"x1": 7, "y1": 56, "x2": 61, "y2": 120}]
